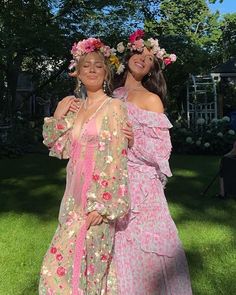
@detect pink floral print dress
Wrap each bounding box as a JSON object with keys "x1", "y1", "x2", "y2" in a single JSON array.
[
  {"x1": 112, "y1": 88, "x2": 192, "y2": 295},
  {"x1": 39, "y1": 98, "x2": 130, "y2": 295}
]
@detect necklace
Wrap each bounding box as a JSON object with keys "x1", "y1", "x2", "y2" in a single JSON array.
[{"x1": 83, "y1": 93, "x2": 107, "y2": 110}]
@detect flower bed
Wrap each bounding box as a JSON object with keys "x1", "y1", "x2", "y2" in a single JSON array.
[{"x1": 171, "y1": 116, "x2": 236, "y2": 155}]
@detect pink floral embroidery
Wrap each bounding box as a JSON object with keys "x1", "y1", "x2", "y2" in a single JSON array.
[
  {"x1": 56, "y1": 254, "x2": 63, "y2": 261},
  {"x1": 56, "y1": 124, "x2": 65, "y2": 130},
  {"x1": 92, "y1": 174, "x2": 100, "y2": 181},
  {"x1": 102, "y1": 192, "x2": 112, "y2": 201},
  {"x1": 118, "y1": 184, "x2": 128, "y2": 197},
  {"x1": 57, "y1": 266, "x2": 66, "y2": 277},
  {"x1": 85, "y1": 264, "x2": 95, "y2": 276},
  {"x1": 98, "y1": 141, "x2": 105, "y2": 151},
  {"x1": 50, "y1": 247, "x2": 57, "y2": 254},
  {"x1": 101, "y1": 254, "x2": 108, "y2": 261},
  {"x1": 101, "y1": 180, "x2": 108, "y2": 187},
  {"x1": 122, "y1": 149, "x2": 127, "y2": 156}
]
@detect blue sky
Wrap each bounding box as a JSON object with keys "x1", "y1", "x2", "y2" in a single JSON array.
[{"x1": 208, "y1": 0, "x2": 236, "y2": 14}]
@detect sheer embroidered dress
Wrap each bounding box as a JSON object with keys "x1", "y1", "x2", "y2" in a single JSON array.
[{"x1": 39, "y1": 98, "x2": 129, "y2": 295}]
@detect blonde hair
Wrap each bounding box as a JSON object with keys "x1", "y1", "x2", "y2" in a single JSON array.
[{"x1": 75, "y1": 51, "x2": 113, "y2": 96}]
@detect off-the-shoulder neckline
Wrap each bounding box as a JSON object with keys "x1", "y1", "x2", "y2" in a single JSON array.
[{"x1": 126, "y1": 101, "x2": 167, "y2": 116}]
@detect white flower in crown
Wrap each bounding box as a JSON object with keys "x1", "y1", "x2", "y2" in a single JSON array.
[
  {"x1": 156, "y1": 48, "x2": 166, "y2": 60},
  {"x1": 117, "y1": 63, "x2": 125, "y2": 74},
  {"x1": 117, "y1": 42, "x2": 125, "y2": 53}
]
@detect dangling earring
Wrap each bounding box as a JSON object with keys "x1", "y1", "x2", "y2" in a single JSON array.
[
  {"x1": 103, "y1": 80, "x2": 107, "y2": 93},
  {"x1": 148, "y1": 72, "x2": 151, "y2": 77},
  {"x1": 74, "y1": 79, "x2": 81, "y2": 98}
]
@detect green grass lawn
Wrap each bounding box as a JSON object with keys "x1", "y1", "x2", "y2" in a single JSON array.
[{"x1": 0, "y1": 154, "x2": 235, "y2": 295}]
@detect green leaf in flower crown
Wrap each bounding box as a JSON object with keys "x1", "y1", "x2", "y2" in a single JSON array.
[{"x1": 144, "y1": 40, "x2": 152, "y2": 48}]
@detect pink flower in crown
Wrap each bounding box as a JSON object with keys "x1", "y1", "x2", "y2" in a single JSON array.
[
  {"x1": 164, "y1": 57, "x2": 172, "y2": 66},
  {"x1": 129, "y1": 29, "x2": 145, "y2": 43},
  {"x1": 71, "y1": 42, "x2": 79, "y2": 55},
  {"x1": 156, "y1": 48, "x2": 166, "y2": 60},
  {"x1": 57, "y1": 266, "x2": 66, "y2": 277},
  {"x1": 169, "y1": 53, "x2": 177, "y2": 62},
  {"x1": 133, "y1": 39, "x2": 144, "y2": 52},
  {"x1": 102, "y1": 45, "x2": 112, "y2": 57}
]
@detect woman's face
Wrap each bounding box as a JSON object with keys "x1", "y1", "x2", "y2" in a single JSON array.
[
  {"x1": 78, "y1": 52, "x2": 106, "y2": 91},
  {"x1": 128, "y1": 47, "x2": 154, "y2": 79}
]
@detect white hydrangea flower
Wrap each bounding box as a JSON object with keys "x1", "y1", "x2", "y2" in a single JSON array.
[
  {"x1": 186, "y1": 137, "x2": 193, "y2": 143},
  {"x1": 211, "y1": 118, "x2": 218, "y2": 124},
  {"x1": 217, "y1": 132, "x2": 223, "y2": 137},
  {"x1": 196, "y1": 118, "x2": 205, "y2": 125},
  {"x1": 222, "y1": 116, "x2": 230, "y2": 122},
  {"x1": 204, "y1": 142, "x2": 210, "y2": 148},
  {"x1": 228, "y1": 129, "x2": 235, "y2": 135},
  {"x1": 196, "y1": 140, "x2": 201, "y2": 146}
]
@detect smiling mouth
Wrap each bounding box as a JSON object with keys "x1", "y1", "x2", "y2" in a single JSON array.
[{"x1": 135, "y1": 62, "x2": 144, "y2": 69}]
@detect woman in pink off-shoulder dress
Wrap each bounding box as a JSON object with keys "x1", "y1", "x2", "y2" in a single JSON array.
[{"x1": 110, "y1": 30, "x2": 193, "y2": 295}]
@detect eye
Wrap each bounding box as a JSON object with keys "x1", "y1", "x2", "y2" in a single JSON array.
[{"x1": 96, "y1": 63, "x2": 103, "y2": 68}]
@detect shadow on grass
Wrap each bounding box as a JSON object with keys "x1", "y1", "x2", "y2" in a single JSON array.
[{"x1": 0, "y1": 154, "x2": 67, "y2": 220}]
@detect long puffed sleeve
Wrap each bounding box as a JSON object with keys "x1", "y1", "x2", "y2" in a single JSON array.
[
  {"x1": 127, "y1": 105, "x2": 173, "y2": 177},
  {"x1": 42, "y1": 112, "x2": 76, "y2": 159},
  {"x1": 86, "y1": 99, "x2": 130, "y2": 221}
]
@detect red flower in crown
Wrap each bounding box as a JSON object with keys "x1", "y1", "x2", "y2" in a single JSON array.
[{"x1": 129, "y1": 29, "x2": 145, "y2": 43}]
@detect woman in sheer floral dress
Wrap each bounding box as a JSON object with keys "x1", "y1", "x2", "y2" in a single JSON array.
[
  {"x1": 110, "y1": 30, "x2": 193, "y2": 294},
  {"x1": 38, "y1": 38, "x2": 129, "y2": 295}
]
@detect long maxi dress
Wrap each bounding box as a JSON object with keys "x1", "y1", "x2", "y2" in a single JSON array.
[
  {"x1": 39, "y1": 98, "x2": 130, "y2": 295},
  {"x1": 112, "y1": 88, "x2": 192, "y2": 295}
]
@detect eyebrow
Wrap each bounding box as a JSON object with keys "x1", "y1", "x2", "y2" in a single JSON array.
[{"x1": 83, "y1": 61, "x2": 103, "y2": 64}]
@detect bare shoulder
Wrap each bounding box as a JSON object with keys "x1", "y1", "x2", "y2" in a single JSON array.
[{"x1": 144, "y1": 93, "x2": 164, "y2": 113}]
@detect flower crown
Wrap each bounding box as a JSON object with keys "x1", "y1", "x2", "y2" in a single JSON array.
[
  {"x1": 115, "y1": 29, "x2": 177, "y2": 68},
  {"x1": 68, "y1": 37, "x2": 124, "y2": 74}
]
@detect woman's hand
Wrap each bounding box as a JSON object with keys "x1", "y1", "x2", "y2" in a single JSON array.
[
  {"x1": 53, "y1": 96, "x2": 79, "y2": 119},
  {"x1": 86, "y1": 211, "x2": 103, "y2": 229},
  {"x1": 69, "y1": 98, "x2": 82, "y2": 113},
  {"x1": 122, "y1": 122, "x2": 134, "y2": 148}
]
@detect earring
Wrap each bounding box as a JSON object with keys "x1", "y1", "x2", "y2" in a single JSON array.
[
  {"x1": 74, "y1": 79, "x2": 81, "y2": 98},
  {"x1": 103, "y1": 80, "x2": 107, "y2": 93},
  {"x1": 148, "y1": 73, "x2": 151, "y2": 77}
]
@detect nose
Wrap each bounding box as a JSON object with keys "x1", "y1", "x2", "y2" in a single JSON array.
[
  {"x1": 89, "y1": 65, "x2": 96, "y2": 72},
  {"x1": 139, "y1": 53, "x2": 145, "y2": 62}
]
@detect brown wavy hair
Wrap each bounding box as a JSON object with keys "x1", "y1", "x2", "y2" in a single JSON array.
[{"x1": 114, "y1": 52, "x2": 167, "y2": 107}]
